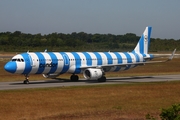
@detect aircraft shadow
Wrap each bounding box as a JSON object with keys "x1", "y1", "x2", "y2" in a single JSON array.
[
  {"x1": 10, "y1": 76, "x2": 155, "y2": 85},
  {"x1": 10, "y1": 78, "x2": 70, "y2": 85},
  {"x1": 107, "y1": 76, "x2": 153, "y2": 80}
]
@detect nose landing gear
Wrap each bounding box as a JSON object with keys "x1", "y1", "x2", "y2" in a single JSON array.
[{"x1": 23, "y1": 74, "x2": 29, "y2": 84}]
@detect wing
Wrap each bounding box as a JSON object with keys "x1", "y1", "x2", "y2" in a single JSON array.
[{"x1": 80, "y1": 49, "x2": 176, "y2": 69}]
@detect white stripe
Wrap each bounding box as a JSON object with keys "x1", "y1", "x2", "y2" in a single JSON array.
[
  {"x1": 14, "y1": 54, "x2": 25, "y2": 74},
  {"x1": 110, "y1": 53, "x2": 118, "y2": 64},
  {"x1": 143, "y1": 27, "x2": 148, "y2": 54},
  {"x1": 109, "y1": 53, "x2": 118, "y2": 71},
  {"x1": 16, "y1": 55, "x2": 25, "y2": 74},
  {"x1": 128, "y1": 53, "x2": 136, "y2": 63},
  {"x1": 53, "y1": 53, "x2": 64, "y2": 74},
  {"x1": 42, "y1": 53, "x2": 52, "y2": 74},
  {"x1": 29, "y1": 53, "x2": 39, "y2": 74},
  {"x1": 120, "y1": 53, "x2": 127, "y2": 71},
  {"x1": 137, "y1": 53, "x2": 144, "y2": 62},
  {"x1": 67, "y1": 52, "x2": 76, "y2": 73}
]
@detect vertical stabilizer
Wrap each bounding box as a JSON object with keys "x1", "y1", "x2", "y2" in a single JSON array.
[{"x1": 133, "y1": 26, "x2": 152, "y2": 54}]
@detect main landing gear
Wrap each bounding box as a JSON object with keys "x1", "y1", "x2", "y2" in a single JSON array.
[
  {"x1": 70, "y1": 74, "x2": 106, "y2": 82},
  {"x1": 70, "y1": 74, "x2": 79, "y2": 81},
  {"x1": 23, "y1": 74, "x2": 29, "y2": 84},
  {"x1": 98, "y1": 76, "x2": 106, "y2": 82}
]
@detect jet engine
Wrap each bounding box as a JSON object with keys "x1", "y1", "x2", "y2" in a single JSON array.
[
  {"x1": 42, "y1": 74, "x2": 59, "y2": 78},
  {"x1": 83, "y1": 68, "x2": 103, "y2": 80}
]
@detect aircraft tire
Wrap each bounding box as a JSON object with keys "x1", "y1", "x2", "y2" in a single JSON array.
[
  {"x1": 98, "y1": 76, "x2": 106, "y2": 82},
  {"x1": 70, "y1": 75, "x2": 79, "y2": 81},
  {"x1": 23, "y1": 80, "x2": 29, "y2": 84}
]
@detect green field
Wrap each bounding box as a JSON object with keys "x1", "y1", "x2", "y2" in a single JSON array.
[{"x1": 0, "y1": 56, "x2": 180, "y2": 119}]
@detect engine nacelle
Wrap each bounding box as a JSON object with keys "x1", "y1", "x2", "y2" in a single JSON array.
[
  {"x1": 42, "y1": 74, "x2": 59, "y2": 78},
  {"x1": 83, "y1": 68, "x2": 103, "y2": 80}
]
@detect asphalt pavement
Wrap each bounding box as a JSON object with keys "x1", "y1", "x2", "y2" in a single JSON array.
[{"x1": 0, "y1": 74, "x2": 180, "y2": 90}]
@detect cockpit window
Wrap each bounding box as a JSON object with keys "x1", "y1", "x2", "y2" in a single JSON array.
[
  {"x1": 12, "y1": 59, "x2": 17, "y2": 61},
  {"x1": 12, "y1": 58, "x2": 24, "y2": 62}
]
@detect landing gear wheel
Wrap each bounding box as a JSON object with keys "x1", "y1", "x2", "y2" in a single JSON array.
[
  {"x1": 70, "y1": 74, "x2": 79, "y2": 81},
  {"x1": 98, "y1": 76, "x2": 106, "y2": 82},
  {"x1": 24, "y1": 74, "x2": 29, "y2": 84},
  {"x1": 23, "y1": 80, "x2": 29, "y2": 84}
]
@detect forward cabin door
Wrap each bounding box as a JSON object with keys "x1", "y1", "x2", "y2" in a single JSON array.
[
  {"x1": 63, "y1": 54, "x2": 69, "y2": 66},
  {"x1": 28, "y1": 53, "x2": 38, "y2": 67}
]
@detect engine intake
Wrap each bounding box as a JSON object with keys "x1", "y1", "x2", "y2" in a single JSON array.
[{"x1": 83, "y1": 68, "x2": 103, "y2": 80}]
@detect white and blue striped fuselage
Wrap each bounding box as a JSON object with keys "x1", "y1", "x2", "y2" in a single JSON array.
[{"x1": 7, "y1": 51, "x2": 152, "y2": 75}]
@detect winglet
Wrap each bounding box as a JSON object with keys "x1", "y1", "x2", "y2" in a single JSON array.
[{"x1": 168, "y1": 49, "x2": 176, "y2": 61}]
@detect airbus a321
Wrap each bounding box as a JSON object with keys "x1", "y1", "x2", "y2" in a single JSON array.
[{"x1": 4, "y1": 26, "x2": 176, "y2": 84}]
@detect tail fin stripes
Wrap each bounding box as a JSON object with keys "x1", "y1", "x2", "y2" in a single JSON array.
[{"x1": 133, "y1": 26, "x2": 152, "y2": 54}]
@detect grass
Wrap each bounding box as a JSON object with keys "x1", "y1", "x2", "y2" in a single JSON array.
[{"x1": 0, "y1": 82, "x2": 180, "y2": 120}]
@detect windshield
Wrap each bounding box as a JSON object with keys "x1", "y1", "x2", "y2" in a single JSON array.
[{"x1": 12, "y1": 58, "x2": 24, "y2": 62}]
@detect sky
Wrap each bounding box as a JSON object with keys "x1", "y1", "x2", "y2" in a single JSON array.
[{"x1": 0, "y1": 0, "x2": 180, "y2": 39}]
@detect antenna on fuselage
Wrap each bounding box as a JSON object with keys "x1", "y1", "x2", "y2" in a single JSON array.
[
  {"x1": 27, "y1": 50, "x2": 29, "y2": 53},
  {"x1": 44, "y1": 49, "x2": 47, "y2": 52}
]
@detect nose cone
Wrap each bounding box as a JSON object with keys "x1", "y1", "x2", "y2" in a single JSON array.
[{"x1": 4, "y1": 62, "x2": 17, "y2": 73}]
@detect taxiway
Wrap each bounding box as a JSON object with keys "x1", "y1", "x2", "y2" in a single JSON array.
[{"x1": 0, "y1": 74, "x2": 180, "y2": 90}]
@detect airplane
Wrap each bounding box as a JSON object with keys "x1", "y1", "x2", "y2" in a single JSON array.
[{"x1": 4, "y1": 26, "x2": 176, "y2": 84}]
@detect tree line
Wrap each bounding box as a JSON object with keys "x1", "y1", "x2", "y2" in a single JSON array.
[{"x1": 0, "y1": 31, "x2": 179, "y2": 52}]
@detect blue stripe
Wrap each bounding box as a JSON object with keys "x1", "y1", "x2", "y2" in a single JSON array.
[
  {"x1": 132, "y1": 53, "x2": 140, "y2": 62},
  {"x1": 60, "y1": 52, "x2": 69, "y2": 74},
  {"x1": 148, "y1": 27, "x2": 152, "y2": 48},
  {"x1": 71, "y1": 52, "x2": 81, "y2": 74},
  {"x1": 21, "y1": 53, "x2": 32, "y2": 74},
  {"x1": 82, "y1": 52, "x2": 92, "y2": 66},
  {"x1": 124, "y1": 52, "x2": 132, "y2": 70},
  {"x1": 93, "y1": 52, "x2": 102, "y2": 65},
  {"x1": 149, "y1": 54, "x2": 154, "y2": 60},
  {"x1": 140, "y1": 35, "x2": 144, "y2": 54},
  {"x1": 114, "y1": 52, "x2": 122, "y2": 71},
  {"x1": 35, "y1": 52, "x2": 45, "y2": 74},
  {"x1": 142, "y1": 53, "x2": 147, "y2": 58},
  {"x1": 103, "y1": 52, "x2": 112, "y2": 64},
  {"x1": 114, "y1": 52, "x2": 122, "y2": 64},
  {"x1": 47, "y1": 52, "x2": 58, "y2": 74},
  {"x1": 114, "y1": 66, "x2": 121, "y2": 71},
  {"x1": 124, "y1": 52, "x2": 132, "y2": 63}
]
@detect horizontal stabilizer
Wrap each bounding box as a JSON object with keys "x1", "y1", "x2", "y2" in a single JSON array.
[
  {"x1": 152, "y1": 49, "x2": 177, "y2": 59},
  {"x1": 144, "y1": 49, "x2": 176, "y2": 64},
  {"x1": 168, "y1": 49, "x2": 176, "y2": 61}
]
